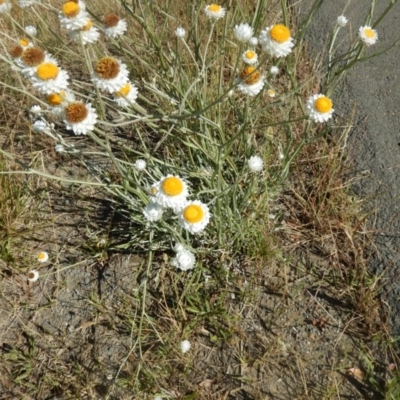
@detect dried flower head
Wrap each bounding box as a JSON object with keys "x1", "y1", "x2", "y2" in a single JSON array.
[
  {"x1": 27, "y1": 270, "x2": 39, "y2": 282},
  {"x1": 9, "y1": 45, "x2": 23, "y2": 58},
  {"x1": 104, "y1": 13, "x2": 120, "y2": 27},
  {"x1": 21, "y1": 47, "x2": 45, "y2": 66},
  {"x1": 65, "y1": 102, "x2": 89, "y2": 123},
  {"x1": 95, "y1": 56, "x2": 120, "y2": 79}
]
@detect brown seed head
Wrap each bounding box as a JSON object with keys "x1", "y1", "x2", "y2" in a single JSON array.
[
  {"x1": 104, "y1": 13, "x2": 120, "y2": 28},
  {"x1": 9, "y1": 45, "x2": 23, "y2": 58},
  {"x1": 65, "y1": 102, "x2": 88, "y2": 123},
  {"x1": 21, "y1": 47, "x2": 46, "y2": 67},
  {"x1": 95, "y1": 56, "x2": 120, "y2": 79}
]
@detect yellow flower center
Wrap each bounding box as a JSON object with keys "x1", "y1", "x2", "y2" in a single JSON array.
[
  {"x1": 183, "y1": 204, "x2": 204, "y2": 224},
  {"x1": 315, "y1": 96, "x2": 333, "y2": 113},
  {"x1": 239, "y1": 66, "x2": 261, "y2": 85},
  {"x1": 161, "y1": 177, "x2": 184, "y2": 196},
  {"x1": 65, "y1": 102, "x2": 88, "y2": 123},
  {"x1": 208, "y1": 4, "x2": 221, "y2": 12},
  {"x1": 245, "y1": 51, "x2": 256, "y2": 59},
  {"x1": 115, "y1": 83, "x2": 131, "y2": 97},
  {"x1": 19, "y1": 38, "x2": 29, "y2": 47},
  {"x1": 267, "y1": 89, "x2": 276, "y2": 97},
  {"x1": 270, "y1": 24, "x2": 291, "y2": 43},
  {"x1": 47, "y1": 92, "x2": 64, "y2": 106},
  {"x1": 82, "y1": 20, "x2": 93, "y2": 31},
  {"x1": 62, "y1": 2, "x2": 80, "y2": 18},
  {"x1": 95, "y1": 57, "x2": 120, "y2": 79},
  {"x1": 364, "y1": 28, "x2": 375, "y2": 38},
  {"x1": 36, "y1": 63, "x2": 59, "y2": 80},
  {"x1": 37, "y1": 252, "x2": 47, "y2": 260}
]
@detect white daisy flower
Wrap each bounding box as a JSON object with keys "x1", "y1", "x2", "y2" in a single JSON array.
[
  {"x1": 37, "y1": 251, "x2": 49, "y2": 262},
  {"x1": 92, "y1": 56, "x2": 129, "y2": 93},
  {"x1": 242, "y1": 50, "x2": 258, "y2": 65},
  {"x1": 27, "y1": 270, "x2": 39, "y2": 282},
  {"x1": 234, "y1": 23, "x2": 254, "y2": 42},
  {"x1": 134, "y1": 159, "x2": 146, "y2": 171},
  {"x1": 24, "y1": 25, "x2": 37, "y2": 36},
  {"x1": 267, "y1": 89, "x2": 276, "y2": 98},
  {"x1": 30, "y1": 62, "x2": 70, "y2": 94},
  {"x1": 180, "y1": 340, "x2": 191, "y2": 353},
  {"x1": 270, "y1": 65, "x2": 279, "y2": 76},
  {"x1": 18, "y1": 0, "x2": 36, "y2": 8},
  {"x1": 249, "y1": 37, "x2": 258, "y2": 46},
  {"x1": 59, "y1": 1, "x2": 89, "y2": 30},
  {"x1": 359, "y1": 26, "x2": 378, "y2": 46},
  {"x1": 337, "y1": 15, "x2": 348, "y2": 27},
  {"x1": 306, "y1": 94, "x2": 334, "y2": 123},
  {"x1": 55, "y1": 144, "x2": 65, "y2": 152},
  {"x1": 178, "y1": 200, "x2": 210, "y2": 234},
  {"x1": 175, "y1": 26, "x2": 186, "y2": 38},
  {"x1": 248, "y1": 155, "x2": 264, "y2": 172},
  {"x1": 237, "y1": 66, "x2": 264, "y2": 96},
  {"x1": 32, "y1": 119, "x2": 53, "y2": 134},
  {"x1": 68, "y1": 20, "x2": 100, "y2": 44},
  {"x1": 47, "y1": 90, "x2": 75, "y2": 117},
  {"x1": 171, "y1": 244, "x2": 196, "y2": 271},
  {"x1": 143, "y1": 202, "x2": 164, "y2": 222},
  {"x1": 259, "y1": 24, "x2": 294, "y2": 58},
  {"x1": 19, "y1": 38, "x2": 32, "y2": 48},
  {"x1": 0, "y1": 0, "x2": 12, "y2": 13},
  {"x1": 30, "y1": 105, "x2": 42, "y2": 115},
  {"x1": 103, "y1": 13, "x2": 127, "y2": 38},
  {"x1": 112, "y1": 82, "x2": 138, "y2": 108},
  {"x1": 20, "y1": 48, "x2": 58, "y2": 78},
  {"x1": 204, "y1": 4, "x2": 226, "y2": 20},
  {"x1": 151, "y1": 175, "x2": 189, "y2": 210},
  {"x1": 63, "y1": 101, "x2": 98, "y2": 135}
]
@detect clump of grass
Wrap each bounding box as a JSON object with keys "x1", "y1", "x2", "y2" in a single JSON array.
[{"x1": 0, "y1": 0, "x2": 398, "y2": 398}]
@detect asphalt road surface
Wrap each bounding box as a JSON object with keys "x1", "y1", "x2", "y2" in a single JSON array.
[{"x1": 295, "y1": 0, "x2": 400, "y2": 337}]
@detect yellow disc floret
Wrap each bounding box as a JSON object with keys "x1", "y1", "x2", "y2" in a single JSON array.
[
  {"x1": 245, "y1": 51, "x2": 255, "y2": 59},
  {"x1": 65, "y1": 102, "x2": 88, "y2": 123},
  {"x1": 19, "y1": 38, "x2": 29, "y2": 47},
  {"x1": 82, "y1": 20, "x2": 93, "y2": 31},
  {"x1": 208, "y1": 4, "x2": 221, "y2": 12},
  {"x1": 183, "y1": 204, "x2": 204, "y2": 224},
  {"x1": 115, "y1": 83, "x2": 131, "y2": 97},
  {"x1": 161, "y1": 177, "x2": 184, "y2": 196},
  {"x1": 36, "y1": 63, "x2": 59, "y2": 80},
  {"x1": 270, "y1": 24, "x2": 291, "y2": 43},
  {"x1": 315, "y1": 96, "x2": 333, "y2": 113},
  {"x1": 37, "y1": 252, "x2": 47, "y2": 261},
  {"x1": 47, "y1": 92, "x2": 63, "y2": 106},
  {"x1": 62, "y1": 1, "x2": 80, "y2": 18},
  {"x1": 240, "y1": 66, "x2": 261, "y2": 85},
  {"x1": 364, "y1": 28, "x2": 376, "y2": 38}
]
